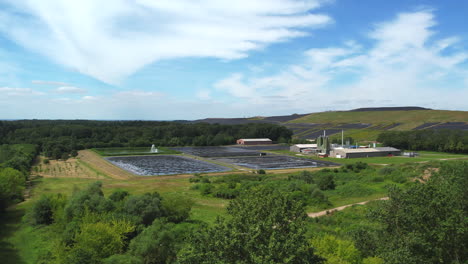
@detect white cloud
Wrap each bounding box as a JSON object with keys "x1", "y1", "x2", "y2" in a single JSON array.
[
  {"x1": 55, "y1": 86, "x2": 87, "y2": 94},
  {"x1": 213, "y1": 10, "x2": 468, "y2": 113},
  {"x1": 113, "y1": 90, "x2": 164, "y2": 98},
  {"x1": 196, "y1": 89, "x2": 211, "y2": 100},
  {"x1": 0, "y1": 87, "x2": 44, "y2": 96},
  {"x1": 32, "y1": 80, "x2": 70, "y2": 86},
  {"x1": 82, "y1": 95, "x2": 97, "y2": 101},
  {"x1": 0, "y1": 0, "x2": 332, "y2": 84}
]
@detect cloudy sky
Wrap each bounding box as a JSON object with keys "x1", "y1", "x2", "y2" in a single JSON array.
[{"x1": 0, "y1": 0, "x2": 467, "y2": 120}]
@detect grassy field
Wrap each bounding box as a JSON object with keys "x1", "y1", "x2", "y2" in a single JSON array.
[
  {"x1": 328, "y1": 129, "x2": 383, "y2": 142},
  {"x1": 288, "y1": 110, "x2": 468, "y2": 130},
  {"x1": 92, "y1": 146, "x2": 180, "y2": 156},
  {"x1": 2, "y1": 147, "x2": 465, "y2": 263}
]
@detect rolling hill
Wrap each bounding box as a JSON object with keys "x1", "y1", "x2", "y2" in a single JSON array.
[{"x1": 193, "y1": 107, "x2": 468, "y2": 142}]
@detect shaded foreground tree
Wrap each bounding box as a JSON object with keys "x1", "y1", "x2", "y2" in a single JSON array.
[
  {"x1": 178, "y1": 187, "x2": 324, "y2": 263},
  {"x1": 372, "y1": 161, "x2": 468, "y2": 263}
]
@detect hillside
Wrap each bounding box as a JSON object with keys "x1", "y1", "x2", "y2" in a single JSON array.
[{"x1": 194, "y1": 108, "x2": 468, "y2": 142}]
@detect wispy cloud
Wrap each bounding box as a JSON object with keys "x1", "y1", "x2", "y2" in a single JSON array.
[
  {"x1": 0, "y1": 87, "x2": 44, "y2": 96},
  {"x1": 213, "y1": 10, "x2": 468, "y2": 113},
  {"x1": 0, "y1": 0, "x2": 332, "y2": 84},
  {"x1": 32, "y1": 80, "x2": 70, "y2": 86},
  {"x1": 55, "y1": 86, "x2": 87, "y2": 94}
]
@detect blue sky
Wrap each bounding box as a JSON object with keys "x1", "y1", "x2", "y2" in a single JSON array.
[{"x1": 0, "y1": 0, "x2": 467, "y2": 120}]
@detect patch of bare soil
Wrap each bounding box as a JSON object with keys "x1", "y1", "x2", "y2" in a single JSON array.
[
  {"x1": 413, "y1": 167, "x2": 439, "y2": 183},
  {"x1": 307, "y1": 197, "x2": 389, "y2": 218}
]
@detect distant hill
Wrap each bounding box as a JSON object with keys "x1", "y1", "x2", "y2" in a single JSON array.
[
  {"x1": 287, "y1": 109, "x2": 468, "y2": 141},
  {"x1": 192, "y1": 108, "x2": 468, "y2": 142},
  {"x1": 349, "y1": 106, "x2": 431, "y2": 112}
]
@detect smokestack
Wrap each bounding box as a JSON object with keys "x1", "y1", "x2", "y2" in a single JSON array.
[{"x1": 341, "y1": 130, "x2": 344, "y2": 146}]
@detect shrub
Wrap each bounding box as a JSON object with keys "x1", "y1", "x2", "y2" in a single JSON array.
[
  {"x1": 316, "y1": 174, "x2": 336, "y2": 190},
  {"x1": 162, "y1": 196, "x2": 193, "y2": 223},
  {"x1": 109, "y1": 190, "x2": 130, "y2": 202},
  {"x1": 199, "y1": 183, "x2": 213, "y2": 196},
  {"x1": 124, "y1": 192, "x2": 164, "y2": 226},
  {"x1": 379, "y1": 166, "x2": 396, "y2": 175},
  {"x1": 32, "y1": 195, "x2": 54, "y2": 225}
]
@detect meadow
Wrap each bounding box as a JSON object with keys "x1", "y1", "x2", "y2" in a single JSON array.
[{"x1": 1, "y1": 146, "x2": 465, "y2": 263}]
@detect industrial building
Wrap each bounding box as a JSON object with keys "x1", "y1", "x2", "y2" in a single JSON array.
[
  {"x1": 330, "y1": 147, "x2": 401, "y2": 158},
  {"x1": 236, "y1": 138, "x2": 272, "y2": 145},
  {"x1": 290, "y1": 144, "x2": 318, "y2": 153}
]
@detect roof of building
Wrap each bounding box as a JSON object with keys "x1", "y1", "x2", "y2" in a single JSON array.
[
  {"x1": 334, "y1": 147, "x2": 400, "y2": 153},
  {"x1": 374, "y1": 147, "x2": 401, "y2": 151},
  {"x1": 238, "y1": 138, "x2": 272, "y2": 142},
  {"x1": 293, "y1": 144, "x2": 318, "y2": 148}
]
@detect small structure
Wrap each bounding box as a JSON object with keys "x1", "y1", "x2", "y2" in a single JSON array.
[
  {"x1": 236, "y1": 138, "x2": 272, "y2": 145},
  {"x1": 290, "y1": 144, "x2": 318, "y2": 153},
  {"x1": 317, "y1": 135, "x2": 331, "y2": 155},
  {"x1": 330, "y1": 147, "x2": 401, "y2": 159},
  {"x1": 150, "y1": 144, "x2": 158, "y2": 153}
]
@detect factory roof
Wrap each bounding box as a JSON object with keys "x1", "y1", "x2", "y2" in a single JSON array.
[
  {"x1": 374, "y1": 147, "x2": 401, "y2": 151},
  {"x1": 294, "y1": 144, "x2": 318, "y2": 148},
  {"x1": 239, "y1": 138, "x2": 272, "y2": 142},
  {"x1": 335, "y1": 147, "x2": 400, "y2": 153}
]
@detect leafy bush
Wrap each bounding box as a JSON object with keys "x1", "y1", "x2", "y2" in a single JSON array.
[
  {"x1": 103, "y1": 255, "x2": 143, "y2": 264},
  {"x1": 336, "y1": 182, "x2": 374, "y2": 197},
  {"x1": 109, "y1": 190, "x2": 130, "y2": 202},
  {"x1": 378, "y1": 166, "x2": 396, "y2": 175},
  {"x1": 124, "y1": 192, "x2": 164, "y2": 226},
  {"x1": 162, "y1": 196, "x2": 193, "y2": 223},
  {"x1": 32, "y1": 195, "x2": 54, "y2": 225}
]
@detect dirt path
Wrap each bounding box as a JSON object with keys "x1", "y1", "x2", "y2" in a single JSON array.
[{"x1": 307, "y1": 197, "x2": 389, "y2": 218}]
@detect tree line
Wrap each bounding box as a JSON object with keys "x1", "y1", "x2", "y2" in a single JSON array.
[
  {"x1": 0, "y1": 120, "x2": 293, "y2": 159},
  {"x1": 0, "y1": 144, "x2": 37, "y2": 211},
  {"x1": 377, "y1": 129, "x2": 468, "y2": 153}
]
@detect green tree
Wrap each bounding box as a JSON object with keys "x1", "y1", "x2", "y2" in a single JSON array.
[
  {"x1": 129, "y1": 220, "x2": 178, "y2": 264},
  {"x1": 179, "y1": 187, "x2": 324, "y2": 263},
  {"x1": 372, "y1": 161, "x2": 468, "y2": 263},
  {"x1": 124, "y1": 192, "x2": 164, "y2": 226},
  {"x1": 311, "y1": 235, "x2": 361, "y2": 264},
  {"x1": 103, "y1": 255, "x2": 143, "y2": 264},
  {"x1": 61, "y1": 215, "x2": 135, "y2": 264},
  {"x1": 0, "y1": 168, "x2": 25, "y2": 211},
  {"x1": 161, "y1": 196, "x2": 193, "y2": 223}
]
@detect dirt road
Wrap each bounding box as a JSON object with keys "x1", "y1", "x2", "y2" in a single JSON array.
[{"x1": 307, "y1": 197, "x2": 389, "y2": 218}]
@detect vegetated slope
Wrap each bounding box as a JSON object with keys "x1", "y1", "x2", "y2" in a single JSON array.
[
  {"x1": 192, "y1": 108, "x2": 468, "y2": 141},
  {"x1": 289, "y1": 109, "x2": 468, "y2": 128},
  {"x1": 286, "y1": 109, "x2": 468, "y2": 141}
]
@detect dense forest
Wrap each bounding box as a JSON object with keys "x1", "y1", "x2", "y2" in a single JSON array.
[
  {"x1": 0, "y1": 120, "x2": 292, "y2": 159},
  {"x1": 0, "y1": 144, "x2": 37, "y2": 211},
  {"x1": 377, "y1": 129, "x2": 468, "y2": 153}
]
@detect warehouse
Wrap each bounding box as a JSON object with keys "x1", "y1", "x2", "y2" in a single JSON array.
[
  {"x1": 330, "y1": 147, "x2": 401, "y2": 158},
  {"x1": 236, "y1": 138, "x2": 272, "y2": 145},
  {"x1": 290, "y1": 144, "x2": 318, "y2": 153}
]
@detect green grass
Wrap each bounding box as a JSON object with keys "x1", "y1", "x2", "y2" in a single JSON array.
[
  {"x1": 328, "y1": 129, "x2": 383, "y2": 142},
  {"x1": 92, "y1": 147, "x2": 180, "y2": 156},
  {"x1": 288, "y1": 110, "x2": 468, "y2": 130}
]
